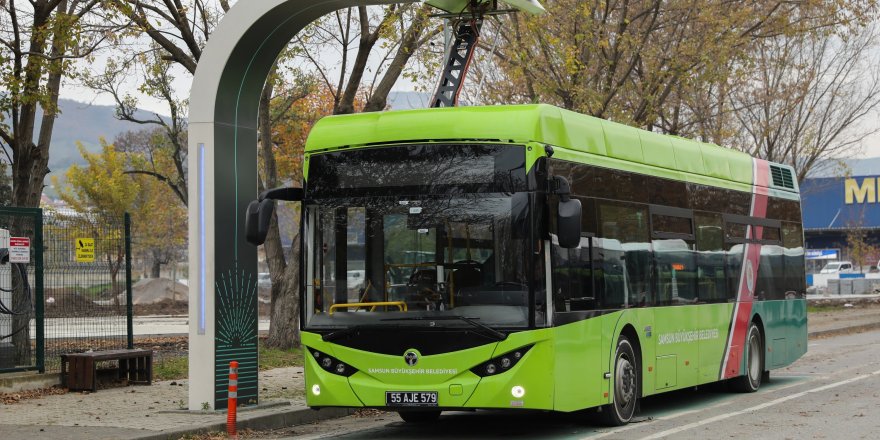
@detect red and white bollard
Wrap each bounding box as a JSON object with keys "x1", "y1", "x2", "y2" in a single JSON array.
[{"x1": 227, "y1": 361, "x2": 238, "y2": 439}]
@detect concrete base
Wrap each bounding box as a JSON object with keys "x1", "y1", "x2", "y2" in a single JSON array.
[{"x1": 0, "y1": 372, "x2": 60, "y2": 394}]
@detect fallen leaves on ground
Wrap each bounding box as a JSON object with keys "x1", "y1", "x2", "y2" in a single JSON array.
[{"x1": 1, "y1": 386, "x2": 67, "y2": 405}]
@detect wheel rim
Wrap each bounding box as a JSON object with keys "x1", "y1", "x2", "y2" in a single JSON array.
[
  {"x1": 615, "y1": 353, "x2": 636, "y2": 409},
  {"x1": 748, "y1": 330, "x2": 761, "y2": 384}
]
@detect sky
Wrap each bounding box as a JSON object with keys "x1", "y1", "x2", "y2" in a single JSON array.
[
  {"x1": 56, "y1": 19, "x2": 880, "y2": 161},
  {"x1": 60, "y1": 75, "x2": 880, "y2": 160}
]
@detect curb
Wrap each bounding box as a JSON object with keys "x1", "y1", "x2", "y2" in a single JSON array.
[
  {"x1": 808, "y1": 321, "x2": 880, "y2": 339},
  {"x1": 131, "y1": 407, "x2": 356, "y2": 440},
  {"x1": 0, "y1": 373, "x2": 60, "y2": 394}
]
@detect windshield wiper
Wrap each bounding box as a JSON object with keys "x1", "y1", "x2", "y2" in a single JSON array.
[{"x1": 381, "y1": 315, "x2": 507, "y2": 341}]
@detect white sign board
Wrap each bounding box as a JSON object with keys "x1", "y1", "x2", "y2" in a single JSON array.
[{"x1": 9, "y1": 237, "x2": 30, "y2": 263}]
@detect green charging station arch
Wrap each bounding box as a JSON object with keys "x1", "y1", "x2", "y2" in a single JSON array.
[{"x1": 187, "y1": 0, "x2": 418, "y2": 410}]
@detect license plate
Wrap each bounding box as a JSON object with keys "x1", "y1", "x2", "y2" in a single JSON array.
[{"x1": 385, "y1": 391, "x2": 438, "y2": 407}]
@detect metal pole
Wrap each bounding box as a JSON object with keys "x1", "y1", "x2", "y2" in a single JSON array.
[
  {"x1": 125, "y1": 213, "x2": 134, "y2": 349},
  {"x1": 34, "y1": 208, "x2": 44, "y2": 373}
]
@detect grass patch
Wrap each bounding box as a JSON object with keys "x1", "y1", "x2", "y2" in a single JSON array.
[
  {"x1": 154, "y1": 356, "x2": 188, "y2": 381},
  {"x1": 807, "y1": 305, "x2": 843, "y2": 313},
  {"x1": 149, "y1": 345, "x2": 303, "y2": 381},
  {"x1": 259, "y1": 345, "x2": 303, "y2": 371},
  {"x1": 78, "y1": 283, "x2": 112, "y2": 299}
]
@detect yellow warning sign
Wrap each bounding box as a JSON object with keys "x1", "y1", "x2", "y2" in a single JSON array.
[{"x1": 76, "y1": 238, "x2": 95, "y2": 262}]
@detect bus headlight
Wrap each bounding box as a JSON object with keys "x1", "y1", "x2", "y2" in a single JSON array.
[
  {"x1": 307, "y1": 346, "x2": 358, "y2": 377},
  {"x1": 511, "y1": 385, "x2": 526, "y2": 398},
  {"x1": 470, "y1": 345, "x2": 534, "y2": 377},
  {"x1": 312, "y1": 384, "x2": 321, "y2": 395}
]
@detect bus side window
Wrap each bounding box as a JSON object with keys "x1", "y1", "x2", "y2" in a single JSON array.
[
  {"x1": 782, "y1": 222, "x2": 805, "y2": 298},
  {"x1": 695, "y1": 213, "x2": 725, "y2": 303},
  {"x1": 550, "y1": 237, "x2": 596, "y2": 312},
  {"x1": 598, "y1": 202, "x2": 650, "y2": 308}
]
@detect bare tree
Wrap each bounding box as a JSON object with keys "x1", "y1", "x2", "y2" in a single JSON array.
[
  {"x1": 295, "y1": 4, "x2": 437, "y2": 115},
  {"x1": 473, "y1": 0, "x2": 876, "y2": 134},
  {"x1": 728, "y1": 26, "x2": 880, "y2": 181}
]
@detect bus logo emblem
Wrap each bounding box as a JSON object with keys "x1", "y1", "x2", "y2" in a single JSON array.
[{"x1": 404, "y1": 351, "x2": 419, "y2": 367}]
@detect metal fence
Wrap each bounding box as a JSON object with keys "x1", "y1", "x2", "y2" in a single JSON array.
[
  {"x1": 0, "y1": 208, "x2": 133, "y2": 374},
  {"x1": 41, "y1": 210, "x2": 133, "y2": 372},
  {"x1": 0, "y1": 207, "x2": 43, "y2": 373}
]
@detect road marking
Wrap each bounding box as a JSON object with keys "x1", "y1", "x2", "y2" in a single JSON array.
[
  {"x1": 586, "y1": 375, "x2": 815, "y2": 440},
  {"x1": 636, "y1": 369, "x2": 880, "y2": 440}
]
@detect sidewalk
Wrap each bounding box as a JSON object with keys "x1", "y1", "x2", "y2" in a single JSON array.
[
  {"x1": 1, "y1": 302, "x2": 879, "y2": 440},
  {"x1": 0, "y1": 366, "x2": 350, "y2": 440}
]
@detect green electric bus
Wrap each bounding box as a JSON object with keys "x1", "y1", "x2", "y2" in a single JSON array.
[{"x1": 246, "y1": 104, "x2": 807, "y2": 425}]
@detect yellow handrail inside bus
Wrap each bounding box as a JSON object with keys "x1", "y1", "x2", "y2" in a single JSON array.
[{"x1": 329, "y1": 301, "x2": 407, "y2": 315}]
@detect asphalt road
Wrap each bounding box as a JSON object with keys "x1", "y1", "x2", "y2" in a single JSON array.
[{"x1": 262, "y1": 329, "x2": 880, "y2": 440}]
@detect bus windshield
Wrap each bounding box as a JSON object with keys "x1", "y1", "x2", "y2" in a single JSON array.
[{"x1": 303, "y1": 194, "x2": 532, "y2": 330}]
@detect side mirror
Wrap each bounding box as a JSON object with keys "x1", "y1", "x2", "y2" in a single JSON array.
[
  {"x1": 245, "y1": 199, "x2": 275, "y2": 246},
  {"x1": 245, "y1": 186, "x2": 303, "y2": 246},
  {"x1": 557, "y1": 198, "x2": 582, "y2": 248},
  {"x1": 552, "y1": 176, "x2": 582, "y2": 248}
]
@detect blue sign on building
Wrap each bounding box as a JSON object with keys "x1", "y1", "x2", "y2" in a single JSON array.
[
  {"x1": 800, "y1": 175, "x2": 880, "y2": 230},
  {"x1": 805, "y1": 249, "x2": 839, "y2": 260}
]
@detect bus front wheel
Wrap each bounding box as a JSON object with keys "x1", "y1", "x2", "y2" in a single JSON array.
[
  {"x1": 731, "y1": 322, "x2": 764, "y2": 393},
  {"x1": 602, "y1": 334, "x2": 639, "y2": 426}
]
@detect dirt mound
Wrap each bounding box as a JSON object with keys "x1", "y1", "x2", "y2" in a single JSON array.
[
  {"x1": 44, "y1": 288, "x2": 125, "y2": 318},
  {"x1": 129, "y1": 278, "x2": 188, "y2": 305},
  {"x1": 134, "y1": 299, "x2": 188, "y2": 316}
]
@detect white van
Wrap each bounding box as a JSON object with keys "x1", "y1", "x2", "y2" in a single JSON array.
[{"x1": 819, "y1": 261, "x2": 854, "y2": 274}]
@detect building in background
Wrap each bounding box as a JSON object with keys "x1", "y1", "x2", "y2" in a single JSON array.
[{"x1": 801, "y1": 175, "x2": 880, "y2": 273}]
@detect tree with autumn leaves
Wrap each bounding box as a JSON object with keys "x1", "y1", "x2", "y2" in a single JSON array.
[{"x1": 53, "y1": 140, "x2": 186, "y2": 304}]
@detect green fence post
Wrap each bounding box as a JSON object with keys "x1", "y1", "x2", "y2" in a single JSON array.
[
  {"x1": 125, "y1": 213, "x2": 133, "y2": 349},
  {"x1": 34, "y1": 209, "x2": 44, "y2": 373}
]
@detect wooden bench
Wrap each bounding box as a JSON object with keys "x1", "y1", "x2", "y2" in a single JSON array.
[{"x1": 61, "y1": 349, "x2": 153, "y2": 392}]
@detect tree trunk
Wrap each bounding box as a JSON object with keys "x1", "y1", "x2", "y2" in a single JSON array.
[
  {"x1": 363, "y1": 4, "x2": 433, "y2": 112},
  {"x1": 266, "y1": 231, "x2": 301, "y2": 348},
  {"x1": 150, "y1": 256, "x2": 162, "y2": 278},
  {"x1": 258, "y1": 77, "x2": 302, "y2": 349},
  {"x1": 11, "y1": 267, "x2": 31, "y2": 365}
]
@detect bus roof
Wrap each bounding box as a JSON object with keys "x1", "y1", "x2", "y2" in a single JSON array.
[{"x1": 304, "y1": 104, "x2": 797, "y2": 193}]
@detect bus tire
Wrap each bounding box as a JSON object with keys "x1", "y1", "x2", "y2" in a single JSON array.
[
  {"x1": 398, "y1": 410, "x2": 441, "y2": 423},
  {"x1": 602, "y1": 334, "x2": 639, "y2": 426},
  {"x1": 731, "y1": 322, "x2": 763, "y2": 393}
]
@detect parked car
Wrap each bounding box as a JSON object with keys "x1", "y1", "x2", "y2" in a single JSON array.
[
  {"x1": 347, "y1": 270, "x2": 365, "y2": 291},
  {"x1": 819, "y1": 261, "x2": 854, "y2": 274}
]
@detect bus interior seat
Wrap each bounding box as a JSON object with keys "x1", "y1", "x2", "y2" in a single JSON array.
[{"x1": 408, "y1": 268, "x2": 436, "y2": 286}]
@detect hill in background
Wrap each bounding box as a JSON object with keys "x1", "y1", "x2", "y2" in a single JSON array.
[{"x1": 34, "y1": 99, "x2": 160, "y2": 196}]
